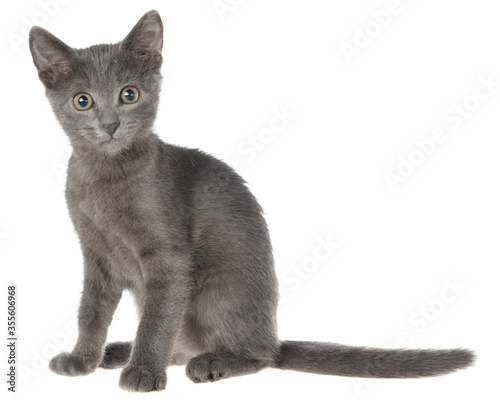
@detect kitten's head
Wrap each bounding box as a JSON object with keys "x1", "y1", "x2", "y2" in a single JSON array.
[{"x1": 29, "y1": 10, "x2": 163, "y2": 155}]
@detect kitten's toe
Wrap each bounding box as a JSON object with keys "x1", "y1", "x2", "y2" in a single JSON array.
[
  {"x1": 100, "y1": 341, "x2": 132, "y2": 369},
  {"x1": 186, "y1": 354, "x2": 224, "y2": 383},
  {"x1": 49, "y1": 352, "x2": 98, "y2": 376},
  {"x1": 119, "y1": 365, "x2": 166, "y2": 392}
]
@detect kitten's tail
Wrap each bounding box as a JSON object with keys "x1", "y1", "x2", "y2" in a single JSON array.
[{"x1": 274, "y1": 341, "x2": 475, "y2": 378}]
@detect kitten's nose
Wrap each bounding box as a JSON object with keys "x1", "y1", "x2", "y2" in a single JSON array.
[{"x1": 102, "y1": 122, "x2": 120, "y2": 137}]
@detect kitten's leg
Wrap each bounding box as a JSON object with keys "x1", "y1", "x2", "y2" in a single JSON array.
[
  {"x1": 49, "y1": 248, "x2": 122, "y2": 376},
  {"x1": 100, "y1": 341, "x2": 132, "y2": 369},
  {"x1": 118, "y1": 250, "x2": 191, "y2": 392},
  {"x1": 186, "y1": 353, "x2": 270, "y2": 383}
]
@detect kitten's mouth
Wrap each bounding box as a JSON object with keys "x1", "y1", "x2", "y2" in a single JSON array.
[
  {"x1": 102, "y1": 136, "x2": 117, "y2": 144},
  {"x1": 100, "y1": 137, "x2": 120, "y2": 149},
  {"x1": 99, "y1": 136, "x2": 129, "y2": 153}
]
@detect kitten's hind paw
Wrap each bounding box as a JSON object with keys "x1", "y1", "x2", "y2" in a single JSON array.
[
  {"x1": 186, "y1": 354, "x2": 224, "y2": 383},
  {"x1": 119, "y1": 365, "x2": 167, "y2": 392},
  {"x1": 186, "y1": 353, "x2": 269, "y2": 383},
  {"x1": 100, "y1": 341, "x2": 132, "y2": 369},
  {"x1": 49, "y1": 352, "x2": 98, "y2": 376}
]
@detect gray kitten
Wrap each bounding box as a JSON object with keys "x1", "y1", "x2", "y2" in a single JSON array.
[{"x1": 29, "y1": 10, "x2": 474, "y2": 392}]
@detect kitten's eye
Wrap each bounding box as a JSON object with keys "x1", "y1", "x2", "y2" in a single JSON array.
[
  {"x1": 73, "y1": 93, "x2": 93, "y2": 111},
  {"x1": 120, "y1": 87, "x2": 139, "y2": 104}
]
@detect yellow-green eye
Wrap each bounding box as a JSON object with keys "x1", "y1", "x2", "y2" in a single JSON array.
[
  {"x1": 121, "y1": 87, "x2": 139, "y2": 104},
  {"x1": 73, "y1": 93, "x2": 93, "y2": 111}
]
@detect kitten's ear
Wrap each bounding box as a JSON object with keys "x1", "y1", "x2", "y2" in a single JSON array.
[
  {"x1": 122, "y1": 10, "x2": 163, "y2": 70},
  {"x1": 29, "y1": 27, "x2": 73, "y2": 89}
]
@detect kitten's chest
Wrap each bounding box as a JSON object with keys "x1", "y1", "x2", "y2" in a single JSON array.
[
  {"x1": 79, "y1": 187, "x2": 122, "y2": 226},
  {"x1": 69, "y1": 179, "x2": 150, "y2": 289},
  {"x1": 70, "y1": 176, "x2": 146, "y2": 232},
  {"x1": 66, "y1": 153, "x2": 162, "y2": 232}
]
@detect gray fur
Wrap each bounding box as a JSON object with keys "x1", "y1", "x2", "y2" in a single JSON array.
[{"x1": 29, "y1": 10, "x2": 474, "y2": 392}]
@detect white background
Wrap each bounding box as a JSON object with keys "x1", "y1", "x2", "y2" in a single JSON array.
[{"x1": 0, "y1": 0, "x2": 498, "y2": 399}]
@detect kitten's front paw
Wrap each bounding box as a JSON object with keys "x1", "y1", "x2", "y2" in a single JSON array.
[
  {"x1": 49, "y1": 352, "x2": 98, "y2": 376},
  {"x1": 119, "y1": 365, "x2": 166, "y2": 392}
]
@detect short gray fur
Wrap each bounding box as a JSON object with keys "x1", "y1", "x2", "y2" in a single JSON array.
[{"x1": 29, "y1": 10, "x2": 475, "y2": 392}]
